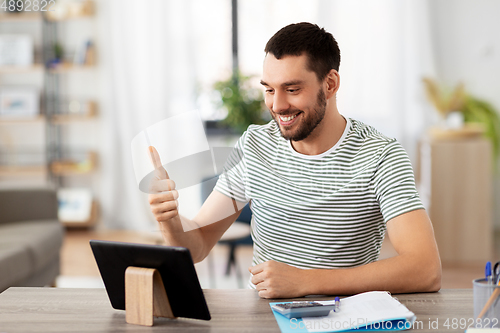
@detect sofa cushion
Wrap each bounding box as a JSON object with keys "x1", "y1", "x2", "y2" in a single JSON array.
[
  {"x1": 0, "y1": 189, "x2": 58, "y2": 225},
  {"x1": 15, "y1": 257, "x2": 60, "y2": 287},
  {"x1": 0, "y1": 220, "x2": 64, "y2": 272},
  {"x1": 0, "y1": 244, "x2": 32, "y2": 292}
]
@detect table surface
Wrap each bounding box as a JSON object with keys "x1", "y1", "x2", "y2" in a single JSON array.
[{"x1": 0, "y1": 287, "x2": 474, "y2": 332}]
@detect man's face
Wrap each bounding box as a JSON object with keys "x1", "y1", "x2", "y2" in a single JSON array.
[{"x1": 261, "y1": 54, "x2": 327, "y2": 141}]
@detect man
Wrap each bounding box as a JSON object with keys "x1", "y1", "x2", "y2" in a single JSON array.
[{"x1": 149, "y1": 22, "x2": 441, "y2": 299}]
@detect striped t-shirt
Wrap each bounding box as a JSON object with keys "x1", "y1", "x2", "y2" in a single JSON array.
[{"x1": 214, "y1": 117, "x2": 424, "y2": 280}]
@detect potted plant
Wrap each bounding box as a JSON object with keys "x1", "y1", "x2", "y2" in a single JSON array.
[
  {"x1": 213, "y1": 71, "x2": 267, "y2": 134},
  {"x1": 423, "y1": 77, "x2": 500, "y2": 162}
]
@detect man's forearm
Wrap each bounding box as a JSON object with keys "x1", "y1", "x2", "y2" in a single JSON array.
[
  {"x1": 157, "y1": 192, "x2": 244, "y2": 264},
  {"x1": 304, "y1": 209, "x2": 442, "y2": 296},
  {"x1": 303, "y1": 252, "x2": 441, "y2": 296},
  {"x1": 158, "y1": 215, "x2": 207, "y2": 262}
]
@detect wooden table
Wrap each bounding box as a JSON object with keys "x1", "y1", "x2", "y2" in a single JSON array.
[{"x1": 0, "y1": 288, "x2": 474, "y2": 332}]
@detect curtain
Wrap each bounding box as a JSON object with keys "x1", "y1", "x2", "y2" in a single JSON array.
[
  {"x1": 318, "y1": 0, "x2": 436, "y2": 162},
  {"x1": 98, "y1": 0, "x2": 435, "y2": 229},
  {"x1": 99, "y1": 0, "x2": 199, "y2": 230},
  {"x1": 321, "y1": 0, "x2": 437, "y2": 208}
]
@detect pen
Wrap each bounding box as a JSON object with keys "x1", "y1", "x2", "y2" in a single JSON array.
[
  {"x1": 335, "y1": 297, "x2": 340, "y2": 312},
  {"x1": 486, "y1": 261, "x2": 492, "y2": 284},
  {"x1": 494, "y1": 262, "x2": 500, "y2": 284}
]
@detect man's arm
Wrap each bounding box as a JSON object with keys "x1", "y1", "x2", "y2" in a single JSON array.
[
  {"x1": 148, "y1": 145, "x2": 247, "y2": 263},
  {"x1": 150, "y1": 188, "x2": 244, "y2": 263},
  {"x1": 249, "y1": 209, "x2": 441, "y2": 298}
]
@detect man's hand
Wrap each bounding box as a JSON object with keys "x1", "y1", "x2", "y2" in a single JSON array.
[
  {"x1": 149, "y1": 183, "x2": 179, "y2": 223},
  {"x1": 147, "y1": 146, "x2": 179, "y2": 223},
  {"x1": 249, "y1": 260, "x2": 310, "y2": 299},
  {"x1": 146, "y1": 146, "x2": 243, "y2": 263}
]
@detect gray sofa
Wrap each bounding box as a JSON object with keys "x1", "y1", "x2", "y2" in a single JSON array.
[{"x1": 0, "y1": 188, "x2": 64, "y2": 293}]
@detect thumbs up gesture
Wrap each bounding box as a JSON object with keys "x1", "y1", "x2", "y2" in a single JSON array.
[{"x1": 147, "y1": 146, "x2": 179, "y2": 222}]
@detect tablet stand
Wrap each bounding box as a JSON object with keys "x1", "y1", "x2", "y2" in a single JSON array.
[{"x1": 125, "y1": 266, "x2": 176, "y2": 326}]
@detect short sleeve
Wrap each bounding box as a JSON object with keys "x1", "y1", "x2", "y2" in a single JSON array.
[
  {"x1": 213, "y1": 133, "x2": 249, "y2": 204},
  {"x1": 371, "y1": 140, "x2": 424, "y2": 223}
]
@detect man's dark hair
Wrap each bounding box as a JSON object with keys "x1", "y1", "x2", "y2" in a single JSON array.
[{"x1": 264, "y1": 22, "x2": 340, "y2": 81}]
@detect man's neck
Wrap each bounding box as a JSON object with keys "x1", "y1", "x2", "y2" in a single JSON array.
[{"x1": 290, "y1": 109, "x2": 347, "y2": 156}]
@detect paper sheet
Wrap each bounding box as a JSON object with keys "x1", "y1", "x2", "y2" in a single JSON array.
[
  {"x1": 302, "y1": 292, "x2": 415, "y2": 332},
  {"x1": 271, "y1": 291, "x2": 416, "y2": 333}
]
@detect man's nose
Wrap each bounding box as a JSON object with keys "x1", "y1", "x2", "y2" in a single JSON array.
[{"x1": 272, "y1": 91, "x2": 290, "y2": 113}]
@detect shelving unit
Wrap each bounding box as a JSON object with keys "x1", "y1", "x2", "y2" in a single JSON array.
[
  {"x1": 0, "y1": 1, "x2": 99, "y2": 228},
  {"x1": 0, "y1": 10, "x2": 46, "y2": 186}
]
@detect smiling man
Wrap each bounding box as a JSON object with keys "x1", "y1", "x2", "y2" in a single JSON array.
[{"x1": 149, "y1": 22, "x2": 441, "y2": 298}]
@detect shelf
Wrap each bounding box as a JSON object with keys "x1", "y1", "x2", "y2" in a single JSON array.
[
  {"x1": 0, "y1": 13, "x2": 42, "y2": 22},
  {"x1": 45, "y1": 0, "x2": 95, "y2": 22},
  {"x1": 0, "y1": 63, "x2": 95, "y2": 76},
  {"x1": 46, "y1": 13, "x2": 94, "y2": 22},
  {"x1": 51, "y1": 114, "x2": 96, "y2": 123},
  {"x1": 0, "y1": 1, "x2": 94, "y2": 22},
  {"x1": 0, "y1": 64, "x2": 44, "y2": 74},
  {"x1": 0, "y1": 165, "x2": 47, "y2": 176},
  {"x1": 0, "y1": 110, "x2": 97, "y2": 124},
  {"x1": 48, "y1": 63, "x2": 95, "y2": 73},
  {"x1": 50, "y1": 101, "x2": 97, "y2": 123},
  {"x1": 51, "y1": 152, "x2": 97, "y2": 175},
  {"x1": 0, "y1": 115, "x2": 45, "y2": 123}
]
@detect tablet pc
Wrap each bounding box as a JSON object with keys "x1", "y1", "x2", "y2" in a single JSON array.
[{"x1": 89, "y1": 239, "x2": 211, "y2": 320}]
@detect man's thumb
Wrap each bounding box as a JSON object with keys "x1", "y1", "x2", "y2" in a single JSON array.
[{"x1": 148, "y1": 146, "x2": 169, "y2": 180}]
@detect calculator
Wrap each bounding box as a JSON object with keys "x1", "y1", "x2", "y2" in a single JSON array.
[{"x1": 271, "y1": 301, "x2": 336, "y2": 318}]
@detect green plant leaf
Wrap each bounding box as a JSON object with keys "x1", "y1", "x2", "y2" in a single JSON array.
[
  {"x1": 462, "y1": 95, "x2": 500, "y2": 162},
  {"x1": 213, "y1": 71, "x2": 266, "y2": 134}
]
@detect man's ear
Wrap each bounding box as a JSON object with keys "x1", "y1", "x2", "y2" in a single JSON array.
[{"x1": 324, "y1": 69, "x2": 340, "y2": 99}]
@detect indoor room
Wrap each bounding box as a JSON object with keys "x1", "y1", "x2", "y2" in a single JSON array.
[{"x1": 0, "y1": 0, "x2": 499, "y2": 331}]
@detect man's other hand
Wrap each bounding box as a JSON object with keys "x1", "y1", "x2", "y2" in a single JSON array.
[{"x1": 249, "y1": 260, "x2": 310, "y2": 299}]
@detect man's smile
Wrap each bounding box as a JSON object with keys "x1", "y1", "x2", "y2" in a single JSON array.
[{"x1": 277, "y1": 112, "x2": 302, "y2": 126}]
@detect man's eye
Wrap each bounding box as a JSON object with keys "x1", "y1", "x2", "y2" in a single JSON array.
[
  {"x1": 287, "y1": 89, "x2": 299, "y2": 93},
  {"x1": 265, "y1": 89, "x2": 274, "y2": 94}
]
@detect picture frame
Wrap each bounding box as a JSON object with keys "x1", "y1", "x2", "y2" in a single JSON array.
[
  {"x1": 0, "y1": 34, "x2": 34, "y2": 66},
  {"x1": 57, "y1": 188, "x2": 93, "y2": 223},
  {"x1": 0, "y1": 87, "x2": 39, "y2": 118}
]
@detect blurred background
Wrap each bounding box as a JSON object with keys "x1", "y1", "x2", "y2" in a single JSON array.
[{"x1": 0, "y1": 0, "x2": 499, "y2": 290}]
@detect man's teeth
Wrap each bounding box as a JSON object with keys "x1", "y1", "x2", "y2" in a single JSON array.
[{"x1": 280, "y1": 114, "x2": 298, "y2": 122}]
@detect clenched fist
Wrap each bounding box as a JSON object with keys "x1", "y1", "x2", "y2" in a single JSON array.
[{"x1": 249, "y1": 260, "x2": 311, "y2": 299}]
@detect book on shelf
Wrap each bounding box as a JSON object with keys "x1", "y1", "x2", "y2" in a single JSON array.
[{"x1": 73, "y1": 40, "x2": 96, "y2": 66}]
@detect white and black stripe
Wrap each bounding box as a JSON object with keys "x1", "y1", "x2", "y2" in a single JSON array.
[{"x1": 214, "y1": 117, "x2": 423, "y2": 287}]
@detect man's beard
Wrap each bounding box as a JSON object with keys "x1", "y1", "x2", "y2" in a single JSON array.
[{"x1": 272, "y1": 89, "x2": 327, "y2": 141}]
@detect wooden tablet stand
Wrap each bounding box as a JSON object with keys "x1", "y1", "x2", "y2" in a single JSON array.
[{"x1": 124, "y1": 266, "x2": 175, "y2": 326}]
